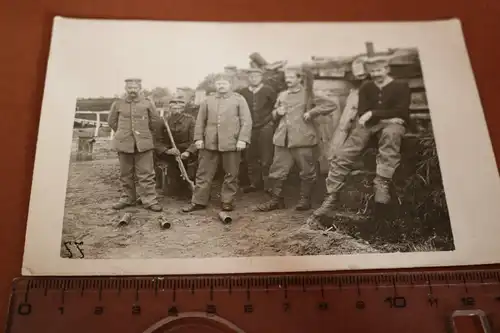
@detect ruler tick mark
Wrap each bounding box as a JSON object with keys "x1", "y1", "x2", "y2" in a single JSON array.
[{"x1": 61, "y1": 288, "x2": 65, "y2": 305}]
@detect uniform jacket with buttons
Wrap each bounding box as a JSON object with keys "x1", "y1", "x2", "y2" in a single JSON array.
[
  {"x1": 194, "y1": 91, "x2": 252, "y2": 152},
  {"x1": 107, "y1": 95, "x2": 163, "y2": 153},
  {"x1": 271, "y1": 86, "x2": 337, "y2": 148},
  {"x1": 155, "y1": 112, "x2": 197, "y2": 155},
  {"x1": 237, "y1": 84, "x2": 277, "y2": 129}
]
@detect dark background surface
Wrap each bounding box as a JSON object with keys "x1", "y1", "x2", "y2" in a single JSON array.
[{"x1": 0, "y1": 0, "x2": 499, "y2": 329}]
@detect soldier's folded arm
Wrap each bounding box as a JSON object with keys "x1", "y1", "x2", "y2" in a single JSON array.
[
  {"x1": 193, "y1": 100, "x2": 208, "y2": 143},
  {"x1": 308, "y1": 95, "x2": 338, "y2": 118},
  {"x1": 107, "y1": 101, "x2": 119, "y2": 132},
  {"x1": 370, "y1": 81, "x2": 411, "y2": 121},
  {"x1": 237, "y1": 95, "x2": 252, "y2": 144}
]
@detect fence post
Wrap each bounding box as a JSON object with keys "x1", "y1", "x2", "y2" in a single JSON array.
[
  {"x1": 76, "y1": 131, "x2": 96, "y2": 161},
  {"x1": 94, "y1": 112, "x2": 100, "y2": 137}
]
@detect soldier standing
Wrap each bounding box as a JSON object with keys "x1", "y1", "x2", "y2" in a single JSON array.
[
  {"x1": 182, "y1": 72, "x2": 252, "y2": 212},
  {"x1": 155, "y1": 94, "x2": 198, "y2": 198},
  {"x1": 309, "y1": 56, "x2": 411, "y2": 226},
  {"x1": 107, "y1": 78, "x2": 163, "y2": 212},
  {"x1": 237, "y1": 68, "x2": 278, "y2": 193},
  {"x1": 255, "y1": 66, "x2": 337, "y2": 212}
]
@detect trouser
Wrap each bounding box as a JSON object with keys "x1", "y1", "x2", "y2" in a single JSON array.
[
  {"x1": 245, "y1": 121, "x2": 275, "y2": 188},
  {"x1": 159, "y1": 154, "x2": 197, "y2": 195},
  {"x1": 117, "y1": 149, "x2": 158, "y2": 207},
  {"x1": 325, "y1": 121, "x2": 406, "y2": 194},
  {"x1": 191, "y1": 149, "x2": 241, "y2": 206},
  {"x1": 267, "y1": 146, "x2": 317, "y2": 197}
]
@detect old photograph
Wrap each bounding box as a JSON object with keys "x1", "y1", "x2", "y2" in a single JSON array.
[{"x1": 21, "y1": 18, "x2": 500, "y2": 275}]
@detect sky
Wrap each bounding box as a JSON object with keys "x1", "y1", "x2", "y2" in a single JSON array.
[{"x1": 50, "y1": 19, "x2": 425, "y2": 98}]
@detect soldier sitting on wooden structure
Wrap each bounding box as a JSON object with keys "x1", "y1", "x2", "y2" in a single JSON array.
[
  {"x1": 154, "y1": 94, "x2": 198, "y2": 198},
  {"x1": 309, "y1": 56, "x2": 411, "y2": 227},
  {"x1": 107, "y1": 77, "x2": 163, "y2": 212}
]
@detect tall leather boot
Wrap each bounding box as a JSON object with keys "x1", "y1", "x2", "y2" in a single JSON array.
[
  {"x1": 311, "y1": 192, "x2": 339, "y2": 217},
  {"x1": 373, "y1": 175, "x2": 391, "y2": 204},
  {"x1": 295, "y1": 180, "x2": 315, "y2": 211},
  {"x1": 253, "y1": 179, "x2": 285, "y2": 212}
]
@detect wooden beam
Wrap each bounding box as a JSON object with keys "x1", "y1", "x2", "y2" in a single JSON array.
[{"x1": 365, "y1": 42, "x2": 375, "y2": 57}]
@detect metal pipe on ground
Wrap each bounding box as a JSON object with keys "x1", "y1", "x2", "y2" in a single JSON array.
[
  {"x1": 218, "y1": 211, "x2": 232, "y2": 224},
  {"x1": 159, "y1": 218, "x2": 171, "y2": 230},
  {"x1": 118, "y1": 213, "x2": 132, "y2": 227}
]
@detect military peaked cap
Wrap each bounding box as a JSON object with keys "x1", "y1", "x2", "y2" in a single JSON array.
[
  {"x1": 364, "y1": 55, "x2": 391, "y2": 68},
  {"x1": 125, "y1": 77, "x2": 142, "y2": 84},
  {"x1": 283, "y1": 65, "x2": 304, "y2": 76},
  {"x1": 246, "y1": 67, "x2": 264, "y2": 74},
  {"x1": 214, "y1": 72, "x2": 234, "y2": 83}
]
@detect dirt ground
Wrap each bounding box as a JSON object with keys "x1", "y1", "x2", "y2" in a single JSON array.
[
  {"x1": 61, "y1": 136, "x2": 382, "y2": 259},
  {"x1": 62, "y1": 130, "x2": 456, "y2": 259}
]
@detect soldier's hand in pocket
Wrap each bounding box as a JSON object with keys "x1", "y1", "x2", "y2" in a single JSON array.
[
  {"x1": 236, "y1": 141, "x2": 246, "y2": 151},
  {"x1": 167, "y1": 148, "x2": 181, "y2": 156},
  {"x1": 195, "y1": 140, "x2": 204, "y2": 150},
  {"x1": 180, "y1": 151, "x2": 190, "y2": 160}
]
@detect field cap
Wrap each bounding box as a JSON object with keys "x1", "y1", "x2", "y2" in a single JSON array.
[
  {"x1": 169, "y1": 93, "x2": 187, "y2": 104},
  {"x1": 125, "y1": 77, "x2": 142, "y2": 84},
  {"x1": 364, "y1": 55, "x2": 391, "y2": 69},
  {"x1": 224, "y1": 65, "x2": 237, "y2": 71},
  {"x1": 214, "y1": 72, "x2": 234, "y2": 83},
  {"x1": 246, "y1": 67, "x2": 264, "y2": 74},
  {"x1": 283, "y1": 65, "x2": 304, "y2": 76}
]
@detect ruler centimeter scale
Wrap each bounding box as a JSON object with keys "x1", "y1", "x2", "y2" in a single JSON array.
[{"x1": 5, "y1": 269, "x2": 500, "y2": 333}]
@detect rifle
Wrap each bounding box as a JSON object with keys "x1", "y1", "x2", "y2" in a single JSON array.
[{"x1": 161, "y1": 117, "x2": 196, "y2": 192}]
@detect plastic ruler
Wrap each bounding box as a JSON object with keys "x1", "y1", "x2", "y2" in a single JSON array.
[{"x1": 5, "y1": 268, "x2": 500, "y2": 332}]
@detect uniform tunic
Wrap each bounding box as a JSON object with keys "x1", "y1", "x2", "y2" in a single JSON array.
[
  {"x1": 267, "y1": 85, "x2": 337, "y2": 197},
  {"x1": 191, "y1": 91, "x2": 253, "y2": 206},
  {"x1": 107, "y1": 95, "x2": 162, "y2": 207},
  {"x1": 154, "y1": 112, "x2": 198, "y2": 195}
]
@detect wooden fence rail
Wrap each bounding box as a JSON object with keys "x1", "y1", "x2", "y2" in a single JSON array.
[{"x1": 75, "y1": 109, "x2": 167, "y2": 138}]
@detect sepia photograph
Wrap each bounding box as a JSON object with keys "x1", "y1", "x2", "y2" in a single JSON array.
[{"x1": 21, "y1": 17, "x2": 500, "y2": 275}]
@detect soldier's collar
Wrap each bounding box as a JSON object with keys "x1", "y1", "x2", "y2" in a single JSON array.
[
  {"x1": 248, "y1": 84, "x2": 263, "y2": 93},
  {"x1": 125, "y1": 94, "x2": 141, "y2": 103},
  {"x1": 215, "y1": 91, "x2": 232, "y2": 99},
  {"x1": 287, "y1": 85, "x2": 303, "y2": 94},
  {"x1": 374, "y1": 76, "x2": 394, "y2": 89}
]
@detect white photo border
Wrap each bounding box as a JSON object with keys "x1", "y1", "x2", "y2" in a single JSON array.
[{"x1": 21, "y1": 17, "x2": 500, "y2": 276}]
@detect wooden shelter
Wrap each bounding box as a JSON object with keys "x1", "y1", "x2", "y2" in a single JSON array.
[{"x1": 194, "y1": 43, "x2": 430, "y2": 173}]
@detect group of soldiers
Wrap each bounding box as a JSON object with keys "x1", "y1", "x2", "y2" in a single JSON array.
[{"x1": 107, "y1": 55, "x2": 410, "y2": 229}]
